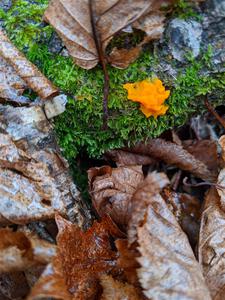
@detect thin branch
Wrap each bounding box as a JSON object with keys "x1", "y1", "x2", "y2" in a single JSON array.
[
  {"x1": 89, "y1": 0, "x2": 109, "y2": 129},
  {"x1": 183, "y1": 177, "x2": 225, "y2": 191},
  {"x1": 205, "y1": 98, "x2": 225, "y2": 130}
]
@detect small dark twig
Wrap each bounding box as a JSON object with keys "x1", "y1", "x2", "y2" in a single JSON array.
[
  {"x1": 89, "y1": 0, "x2": 109, "y2": 129},
  {"x1": 183, "y1": 177, "x2": 225, "y2": 191},
  {"x1": 205, "y1": 98, "x2": 225, "y2": 130}
]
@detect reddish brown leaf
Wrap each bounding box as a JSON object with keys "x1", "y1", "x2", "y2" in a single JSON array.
[
  {"x1": 100, "y1": 275, "x2": 142, "y2": 300},
  {"x1": 88, "y1": 165, "x2": 144, "y2": 229},
  {"x1": 105, "y1": 150, "x2": 155, "y2": 167},
  {"x1": 0, "y1": 30, "x2": 58, "y2": 99},
  {"x1": 127, "y1": 138, "x2": 216, "y2": 181},
  {"x1": 219, "y1": 135, "x2": 225, "y2": 163},
  {"x1": 116, "y1": 239, "x2": 140, "y2": 286},
  {"x1": 130, "y1": 175, "x2": 211, "y2": 299},
  {"x1": 29, "y1": 215, "x2": 122, "y2": 299}
]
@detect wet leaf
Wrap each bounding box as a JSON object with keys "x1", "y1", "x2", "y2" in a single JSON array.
[
  {"x1": 88, "y1": 165, "x2": 144, "y2": 229},
  {"x1": 28, "y1": 215, "x2": 122, "y2": 300},
  {"x1": 129, "y1": 174, "x2": 211, "y2": 300},
  {"x1": 127, "y1": 138, "x2": 216, "y2": 181},
  {"x1": 0, "y1": 228, "x2": 56, "y2": 273},
  {"x1": 0, "y1": 30, "x2": 58, "y2": 99},
  {"x1": 44, "y1": 0, "x2": 173, "y2": 69}
]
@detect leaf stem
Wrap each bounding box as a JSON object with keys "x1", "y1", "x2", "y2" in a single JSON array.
[{"x1": 89, "y1": 0, "x2": 109, "y2": 129}]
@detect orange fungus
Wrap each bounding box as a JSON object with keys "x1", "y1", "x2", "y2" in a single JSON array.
[{"x1": 123, "y1": 78, "x2": 170, "y2": 118}]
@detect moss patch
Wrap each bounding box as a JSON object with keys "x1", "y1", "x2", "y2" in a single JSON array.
[{"x1": 1, "y1": 0, "x2": 225, "y2": 159}]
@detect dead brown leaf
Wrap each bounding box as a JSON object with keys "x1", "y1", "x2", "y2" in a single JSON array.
[
  {"x1": 127, "y1": 138, "x2": 216, "y2": 181},
  {"x1": 128, "y1": 172, "x2": 169, "y2": 244},
  {"x1": 0, "y1": 228, "x2": 56, "y2": 273},
  {"x1": 44, "y1": 0, "x2": 172, "y2": 69},
  {"x1": 130, "y1": 174, "x2": 211, "y2": 300},
  {"x1": 88, "y1": 165, "x2": 144, "y2": 229},
  {"x1": 116, "y1": 239, "x2": 140, "y2": 286},
  {"x1": 0, "y1": 30, "x2": 58, "y2": 99},
  {"x1": 198, "y1": 187, "x2": 225, "y2": 300},
  {"x1": 182, "y1": 139, "x2": 218, "y2": 174},
  {"x1": 28, "y1": 215, "x2": 122, "y2": 300},
  {"x1": 105, "y1": 149, "x2": 155, "y2": 167},
  {"x1": 162, "y1": 188, "x2": 201, "y2": 248},
  {"x1": 100, "y1": 275, "x2": 142, "y2": 300}
]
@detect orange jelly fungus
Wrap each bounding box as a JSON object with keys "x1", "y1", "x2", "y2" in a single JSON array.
[{"x1": 123, "y1": 78, "x2": 170, "y2": 118}]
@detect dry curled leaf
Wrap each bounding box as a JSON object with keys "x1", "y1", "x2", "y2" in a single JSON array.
[
  {"x1": 105, "y1": 149, "x2": 155, "y2": 167},
  {"x1": 28, "y1": 215, "x2": 122, "y2": 300},
  {"x1": 130, "y1": 175, "x2": 211, "y2": 300},
  {"x1": 0, "y1": 30, "x2": 58, "y2": 99},
  {"x1": 88, "y1": 165, "x2": 144, "y2": 229},
  {"x1": 44, "y1": 0, "x2": 172, "y2": 69},
  {"x1": 0, "y1": 228, "x2": 56, "y2": 273},
  {"x1": 100, "y1": 275, "x2": 142, "y2": 300},
  {"x1": 199, "y1": 187, "x2": 225, "y2": 300},
  {"x1": 127, "y1": 138, "x2": 216, "y2": 181},
  {"x1": 128, "y1": 172, "x2": 169, "y2": 244}
]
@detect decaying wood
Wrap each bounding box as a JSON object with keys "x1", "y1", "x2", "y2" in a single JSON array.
[
  {"x1": 0, "y1": 30, "x2": 58, "y2": 99},
  {"x1": 0, "y1": 104, "x2": 91, "y2": 228}
]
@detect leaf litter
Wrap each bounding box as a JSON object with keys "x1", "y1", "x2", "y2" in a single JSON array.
[{"x1": 2, "y1": 0, "x2": 225, "y2": 299}]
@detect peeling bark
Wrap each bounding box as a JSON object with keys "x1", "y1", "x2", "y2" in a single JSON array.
[{"x1": 0, "y1": 104, "x2": 91, "y2": 228}]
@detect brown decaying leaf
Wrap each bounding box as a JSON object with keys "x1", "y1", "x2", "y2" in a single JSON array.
[
  {"x1": 199, "y1": 187, "x2": 225, "y2": 300},
  {"x1": 28, "y1": 215, "x2": 122, "y2": 300},
  {"x1": 44, "y1": 0, "x2": 172, "y2": 70},
  {"x1": 116, "y1": 239, "x2": 140, "y2": 286},
  {"x1": 162, "y1": 188, "x2": 201, "y2": 248},
  {"x1": 128, "y1": 172, "x2": 169, "y2": 245},
  {"x1": 0, "y1": 30, "x2": 58, "y2": 99},
  {"x1": 0, "y1": 133, "x2": 66, "y2": 224},
  {"x1": 0, "y1": 228, "x2": 56, "y2": 273},
  {"x1": 131, "y1": 174, "x2": 211, "y2": 300},
  {"x1": 100, "y1": 275, "x2": 142, "y2": 300},
  {"x1": 88, "y1": 165, "x2": 144, "y2": 229},
  {"x1": 126, "y1": 138, "x2": 216, "y2": 181},
  {"x1": 105, "y1": 149, "x2": 155, "y2": 167},
  {"x1": 219, "y1": 135, "x2": 225, "y2": 163},
  {"x1": 182, "y1": 139, "x2": 218, "y2": 174}
]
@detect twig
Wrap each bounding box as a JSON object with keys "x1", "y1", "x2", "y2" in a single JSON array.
[
  {"x1": 183, "y1": 177, "x2": 225, "y2": 191},
  {"x1": 205, "y1": 98, "x2": 225, "y2": 130},
  {"x1": 89, "y1": 0, "x2": 109, "y2": 129}
]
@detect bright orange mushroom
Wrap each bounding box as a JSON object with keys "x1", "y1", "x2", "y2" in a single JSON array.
[{"x1": 123, "y1": 78, "x2": 170, "y2": 118}]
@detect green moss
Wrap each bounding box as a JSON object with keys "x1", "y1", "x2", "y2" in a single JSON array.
[
  {"x1": 2, "y1": 0, "x2": 225, "y2": 159},
  {"x1": 172, "y1": 0, "x2": 202, "y2": 20}
]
